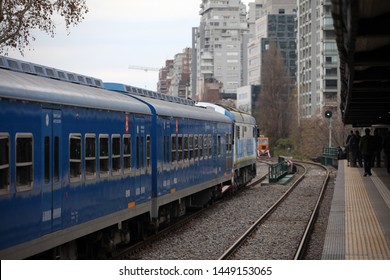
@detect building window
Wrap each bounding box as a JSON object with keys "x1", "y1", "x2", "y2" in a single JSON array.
[{"x1": 325, "y1": 79, "x2": 338, "y2": 89}]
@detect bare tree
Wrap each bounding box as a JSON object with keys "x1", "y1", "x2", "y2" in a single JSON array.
[
  {"x1": 256, "y1": 40, "x2": 292, "y2": 146},
  {"x1": 296, "y1": 113, "x2": 350, "y2": 159},
  {"x1": 0, "y1": 0, "x2": 88, "y2": 54}
]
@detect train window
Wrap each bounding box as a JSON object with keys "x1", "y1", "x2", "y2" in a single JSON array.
[
  {"x1": 123, "y1": 135, "x2": 131, "y2": 173},
  {"x1": 199, "y1": 135, "x2": 203, "y2": 159},
  {"x1": 136, "y1": 137, "x2": 140, "y2": 168},
  {"x1": 112, "y1": 135, "x2": 121, "y2": 176},
  {"x1": 99, "y1": 135, "x2": 109, "y2": 177},
  {"x1": 229, "y1": 133, "x2": 232, "y2": 152},
  {"x1": 54, "y1": 137, "x2": 59, "y2": 183},
  {"x1": 178, "y1": 135, "x2": 183, "y2": 163},
  {"x1": 189, "y1": 135, "x2": 194, "y2": 160},
  {"x1": 141, "y1": 137, "x2": 145, "y2": 168},
  {"x1": 218, "y1": 135, "x2": 221, "y2": 156},
  {"x1": 207, "y1": 134, "x2": 212, "y2": 158},
  {"x1": 15, "y1": 134, "x2": 34, "y2": 191},
  {"x1": 194, "y1": 135, "x2": 199, "y2": 160},
  {"x1": 226, "y1": 133, "x2": 232, "y2": 152},
  {"x1": 85, "y1": 135, "x2": 96, "y2": 180},
  {"x1": 69, "y1": 134, "x2": 82, "y2": 182},
  {"x1": 236, "y1": 126, "x2": 240, "y2": 139},
  {"x1": 203, "y1": 134, "x2": 208, "y2": 158},
  {"x1": 184, "y1": 135, "x2": 189, "y2": 161},
  {"x1": 213, "y1": 135, "x2": 217, "y2": 157},
  {"x1": 136, "y1": 136, "x2": 145, "y2": 169},
  {"x1": 164, "y1": 136, "x2": 169, "y2": 164},
  {"x1": 0, "y1": 134, "x2": 10, "y2": 194},
  {"x1": 171, "y1": 135, "x2": 177, "y2": 163},
  {"x1": 44, "y1": 137, "x2": 50, "y2": 183},
  {"x1": 146, "y1": 135, "x2": 151, "y2": 169}
]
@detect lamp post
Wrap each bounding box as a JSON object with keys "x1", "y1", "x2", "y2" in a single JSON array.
[{"x1": 325, "y1": 110, "x2": 333, "y2": 147}]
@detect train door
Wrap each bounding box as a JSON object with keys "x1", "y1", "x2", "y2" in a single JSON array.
[
  {"x1": 41, "y1": 109, "x2": 62, "y2": 235},
  {"x1": 134, "y1": 117, "x2": 148, "y2": 204},
  {"x1": 162, "y1": 119, "x2": 171, "y2": 195}
]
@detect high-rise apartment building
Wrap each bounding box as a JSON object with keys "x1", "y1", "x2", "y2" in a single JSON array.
[
  {"x1": 297, "y1": 0, "x2": 339, "y2": 120},
  {"x1": 170, "y1": 47, "x2": 192, "y2": 98},
  {"x1": 247, "y1": 0, "x2": 296, "y2": 86},
  {"x1": 236, "y1": 0, "x2": 296, "y2": 115},
  {"x1": 157, "y1": 60, "x2": 174, "y2": 94},
  {"x1": 192, "y1": 0, "x2": 248, "y2": 100}
]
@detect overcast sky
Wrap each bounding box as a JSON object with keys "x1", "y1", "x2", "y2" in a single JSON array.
[{"x1": 7, "y1": 0, "x2": 251, "y2": 90}]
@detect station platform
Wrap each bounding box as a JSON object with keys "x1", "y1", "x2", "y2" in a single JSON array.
[{"x1": 322, "y1": 160, "x2": 390, "y2": 259}]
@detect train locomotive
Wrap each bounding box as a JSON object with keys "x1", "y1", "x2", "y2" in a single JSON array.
[
  {"x1": 0, "y1": 56, "x2": 257, "y2": 259},
  {"x1": 195, "y1": 102, "x2": 257, "y2": 191}
]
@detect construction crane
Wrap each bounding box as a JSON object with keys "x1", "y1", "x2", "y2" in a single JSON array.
[{"x1": 128, "y1": 65, "x2": 160, "y2": 72}]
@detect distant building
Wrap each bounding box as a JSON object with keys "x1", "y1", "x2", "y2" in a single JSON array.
[
  {"x1": 297, "y1": 0, "x2": 340, "y2": 120},
  {"x1": 192, "y1": 0, "x2": 249, "y2": 100},
  {"x1": 170, "y1": 47, "x2": 192, "y2": 98},
  {"x1": 236, "y1": 84, "x2": 260, "y2": 115},
  {"x1": 247, "y1": 0, "x2": 297, "y2": 86},
  {"x1": 157, "y1": 60, "x2": 174, "y2": 94}
]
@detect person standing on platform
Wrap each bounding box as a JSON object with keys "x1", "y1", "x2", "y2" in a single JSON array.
[
  {"x1": 372, "y1": 129, "x2": 382, "y2": 167},
  {"x1": 348, "y1": 130, "x2": 361, "y2": 167},
  {"x1": 346, "y1": 130, "x2": 354, "y2": 166},
  {"x1": 383, "y1": 131, "x2": 390, "y2": 174},
  {"x1": 355, "y1": 130, "x2": 363, "y2": 167},
  {"x1": 359, "y1": 128, "x2": 375, "y2": 176}
]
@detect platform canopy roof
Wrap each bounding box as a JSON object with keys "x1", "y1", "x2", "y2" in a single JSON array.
[{"x1": 332, "y1": 0, "x2": 390, "y2": 126}]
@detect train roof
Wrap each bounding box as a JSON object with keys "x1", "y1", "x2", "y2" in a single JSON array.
[
  {"x1": 0, "y1": 58, "x2": 151, "y2": 115},
  {"x1": 196, "y1": 102, "x2": 256, "y2": 125},
  {"x1": 104, "y1": 83, "x2": 232, "y2": 123}
]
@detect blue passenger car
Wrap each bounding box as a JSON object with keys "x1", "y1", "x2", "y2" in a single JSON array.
[
  {"x1": 104, "y1": 83, "x2": 233, "y2": 226},
  {"x1": 0, "y1": 56, "x2": 239, "y2": 259},
  {"x1": 0, "y1": 57, "x2": 153, "y2": 259}
]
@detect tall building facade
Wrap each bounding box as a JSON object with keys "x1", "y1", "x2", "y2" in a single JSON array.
[
  {"x1": 170, "y1": 47, "x2": 192, "y2": 98},
  {"x1": 157, "y1": 60, "x2": 174, "y2": 94},
  {"x1": 297, "y1": 0, "x2": 340, "y2": 120},
  {"x1": 247, "y1": 0, "x2": 296, "y2": 86},
  {"x1": 193, "y1": 0, "x2": 248, "y2": 100}
]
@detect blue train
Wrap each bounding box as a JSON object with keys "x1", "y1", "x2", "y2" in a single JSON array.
[{"x1": 0, "y1": 56, "x2": 257, "y2": 259}]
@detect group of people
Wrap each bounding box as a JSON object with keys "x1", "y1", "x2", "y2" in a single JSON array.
[{"x1": 346, "y1": 128, "x2": 390, "y2": 176}]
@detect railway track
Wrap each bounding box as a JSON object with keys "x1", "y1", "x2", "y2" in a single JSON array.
[
  {"x1": 112, "y1": 164, "x2": 269, "y2": 260},
  {"x1": 219, "y1": 160, "x2": 329, "y2": 260},
  {"x1": 115, "y1": 160, "x2": 329, "y2": 260}
]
